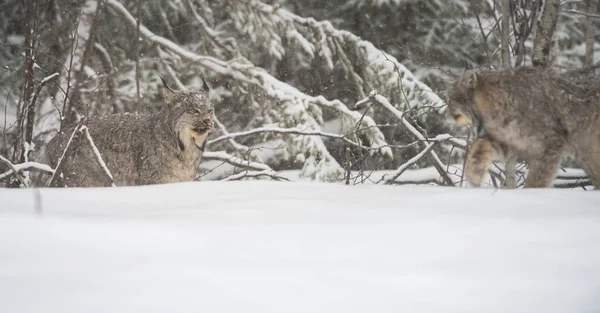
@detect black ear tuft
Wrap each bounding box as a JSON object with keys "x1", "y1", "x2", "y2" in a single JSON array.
[
  {"x1": 463, "y1": 60, "x2": 473, "y2": 70},
  {"x1": 201, "y1": 77, "x2": 210, "y2": 93},
  {"x1": 159, "y1": 75, "x2": 176, "y2": 104},
  {"x1": 159, "y1": 75, "x2": 168, "y2": 88}
]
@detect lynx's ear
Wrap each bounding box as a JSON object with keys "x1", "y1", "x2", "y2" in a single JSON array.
[
  {"x1": 160, "y1": 76, "x2": 176, "y2": 104},
  {"x1": 201, "y1": 77, "x2": 210, "y2": 93},
  {"x1": 460, "y1": 70, "x2": 480, "y2": 89}
]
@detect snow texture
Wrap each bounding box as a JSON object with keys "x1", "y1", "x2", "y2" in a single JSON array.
[{"x1": 1, "y1": 181, "x2": 599, "y2": 313}]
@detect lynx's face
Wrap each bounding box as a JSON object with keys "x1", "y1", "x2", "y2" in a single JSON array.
[
  {"x1": 161, "y1": 78, "x2": 215, "y2": 149},
  {"x1": 445, "y1": 70, "x2": 481, "y2": 127},
  {"x1": 170, "y1": 92, "x2": 214, "y2": 143},
  {"x1": 445, "y1": 87, "x2": 475, "y2": 126}
]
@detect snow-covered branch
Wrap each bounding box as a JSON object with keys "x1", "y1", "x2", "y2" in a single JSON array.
[
  {"x1": 208, "y1": 126, "x2": 374, "y2": 151},
  {"x1": 0, "y1": 155, "x2": 28, "y2": 186},
  {"x1": 221, "y1": 169, "x2": 289, "y2": 182},
  {"x1": 202, "y1": 150, "x2": 288, "y2": 181},
  {"x1": 80, "y1": 126, "x2": 116, "y2": 187},
  {"x1": 105, "y1": 0, "x2": 393, "y2": 180},
  {"x1": 48, "y1": 123, "x2": 84, "y2": 187},
  {"x1": 202, "y1": 151, "x2": 275, "y2": 173},
  {"x1": 364, "y1": 92, "x2": 455, "y2": 185},
  {"x1": 0, "y1": 160, "x2": 55, "y2": 182},
  {"x1": 384, "y1": 142, "x2": 438, "y2": 184},
  {"x1": 230, "y1": 0, "x2": 444, "y2": 111}
]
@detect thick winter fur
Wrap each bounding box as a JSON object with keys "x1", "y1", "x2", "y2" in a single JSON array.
[
  {"x1": 445, "y1": 66, "x2": 600, "y2": 188},
  {"x1": 43, "y1": 79, "x2": 215, "y2": 187}
]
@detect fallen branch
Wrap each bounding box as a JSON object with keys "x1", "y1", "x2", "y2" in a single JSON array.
[
  {"x1": 221, "y1": 169, "x2": 289, "y2": 181},
  {"x1": 383, "y1": 142, "x2": 438, "y2": 184},
  {"x1": 202, "y1": 150, "x2": 274, "y2": 172},
  {"x1": 202, "y1": 150, "x2": 288, "y2": 181}
]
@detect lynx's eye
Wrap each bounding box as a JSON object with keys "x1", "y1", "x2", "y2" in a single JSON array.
[{"x1": 189, "y1": 108, "x2": 201, "y2": 115}]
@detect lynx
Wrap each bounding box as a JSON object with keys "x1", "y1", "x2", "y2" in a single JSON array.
[
  {"x1": 445, "y1": 66, "x2": 600, "y2": 188},
  {"x1": 43, "y1": 78, "x2": 215, "y2": 187}
]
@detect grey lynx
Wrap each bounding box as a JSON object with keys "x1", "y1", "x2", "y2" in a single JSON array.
[
  {"x1": 43, "y1": 78, "x2": 215, "y2": 187},
  {"x1": 445, "y1": 66, "x2": 600, "y2": 188}
]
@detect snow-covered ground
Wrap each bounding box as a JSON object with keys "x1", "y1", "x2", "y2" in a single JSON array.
[{"x1": 1, "y1": 181, "x2": 600, "y2": 313}]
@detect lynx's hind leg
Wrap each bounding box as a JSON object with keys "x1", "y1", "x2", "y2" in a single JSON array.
[
  {"x1": 575, "y1": 136, "x2": 600, "y2": 189},
  {"x1": 523, "y1": 150, "x2": 563, "y2": 188},
  {"x1": 465, "y1": 137, "x2": 509, "y2": 187}
]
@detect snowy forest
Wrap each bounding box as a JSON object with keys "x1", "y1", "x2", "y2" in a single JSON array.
[{"x1": 1, "y1": 0, "x2": 598, "y2": 189}]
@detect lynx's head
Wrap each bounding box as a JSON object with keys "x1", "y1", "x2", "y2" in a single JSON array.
[
  {"x1": 445, "y1": 70, "x2": 482, "y2": 127},
  {"x1": 161, "y1": 77, "x2": 215, "y2": 151}
]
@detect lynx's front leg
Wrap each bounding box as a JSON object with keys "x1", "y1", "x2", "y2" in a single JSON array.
[{"x1": 464, "y1": 137, "x2": 509, "y2": 187}]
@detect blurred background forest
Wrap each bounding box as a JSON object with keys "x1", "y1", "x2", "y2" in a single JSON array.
[{"x1": 0, "y1": 0, "x2": 598, "y2": 188}]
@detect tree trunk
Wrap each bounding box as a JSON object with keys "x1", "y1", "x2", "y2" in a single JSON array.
[
  {"x1": 19, "y1": 0, "x2": 38, "y2": 163},
  {"x1": 585, "y1": 0, "x2": 598, "y2": 67},
  {"x1": 532, "y1": 0, "x2": 560, "y2": 67},
  {"x1": 501, "y1": 0, "x2": 511, "y2": 67}
]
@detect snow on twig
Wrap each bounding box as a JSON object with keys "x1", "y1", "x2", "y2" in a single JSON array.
[
  {"x1": 0, "y1": 155, "x2": 29, "y2": 187},
  {"x1": 0, "y1": 161, "x2": 55, "y2": 182},
  {"x1": 41, "y1": 72, "x2": 60, "y2": 84},
  {"x1": 80, "y1": 126, "x2": 116, "y2": 187}
]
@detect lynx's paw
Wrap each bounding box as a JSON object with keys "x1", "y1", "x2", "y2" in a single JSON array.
[{"x1": 464, "y1": 137, "x2": 509, "y2": 187}]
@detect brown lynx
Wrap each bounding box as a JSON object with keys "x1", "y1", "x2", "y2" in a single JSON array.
[
  {"x1": 43, "y1": 78, "x2": 215, "y2": 187},
  {"x1": 445, "y1": 66, "x2": 600, "y2": 188}
]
